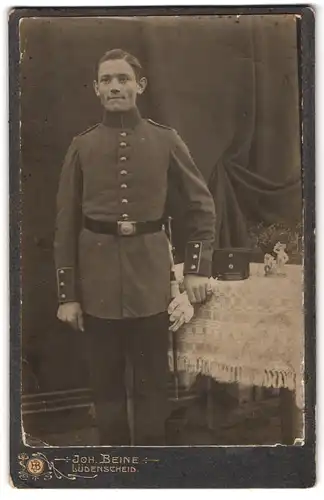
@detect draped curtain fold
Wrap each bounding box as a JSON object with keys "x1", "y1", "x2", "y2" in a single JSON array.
[
  {"x1": 206, "y1": 15, "x2": 302, "y2": 248},
  {"x1": 136, "y1": 15, "x2": 302, "y2": 251}
]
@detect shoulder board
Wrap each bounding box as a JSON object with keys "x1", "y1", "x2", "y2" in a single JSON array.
[
  {"x1": 77, "y1": 124, "x2": 100, "y2": 136},
  {"x1": 146, "y1": 118, "x2": 172, "y2": 130}
]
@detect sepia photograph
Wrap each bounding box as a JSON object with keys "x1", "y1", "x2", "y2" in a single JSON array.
[{"x1": 9, "y1": 7, "x2": 315, "y2": 488}]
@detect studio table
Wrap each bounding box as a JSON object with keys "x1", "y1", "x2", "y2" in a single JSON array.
[{"x1": 169, "y1": 262, "x2": 304, "y2": 443}]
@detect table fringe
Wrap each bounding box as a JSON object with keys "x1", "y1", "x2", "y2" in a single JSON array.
[{"x1": 168, "y1": 354, "x2": 296, "y2": 392}]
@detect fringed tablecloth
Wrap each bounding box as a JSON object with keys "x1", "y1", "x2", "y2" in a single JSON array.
[{"x1": 169, "y1": 263, "x2": 304, "y2": 409}]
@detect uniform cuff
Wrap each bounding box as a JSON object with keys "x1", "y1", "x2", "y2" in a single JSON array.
[
  {"x1": 183, "y1": 241, "x2": 213, "y2": 277},
  {"x1": 56, "y1": 267, "x2": 77, "y2": 303}
]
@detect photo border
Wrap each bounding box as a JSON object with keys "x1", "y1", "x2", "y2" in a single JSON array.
[{"x1": 9, "y1": 5, "x2": 315, "y2": 488}]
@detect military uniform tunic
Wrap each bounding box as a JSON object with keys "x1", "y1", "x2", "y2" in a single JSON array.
[{"x1": 54, "y1": 108, "x2": 216, "y2": 319}]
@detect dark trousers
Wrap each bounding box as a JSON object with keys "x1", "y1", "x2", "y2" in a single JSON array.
[{"x1": 84, "y1": 312, "x2": 170, "y2": 446}]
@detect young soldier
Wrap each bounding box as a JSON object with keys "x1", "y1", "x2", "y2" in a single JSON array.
[{"x1": 54, "y1": 49, "x2": 216, "y2": 445}]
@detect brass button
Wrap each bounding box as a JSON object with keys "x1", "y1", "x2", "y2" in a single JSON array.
[
  {"x1": 121, "y1": 214, "x2": 129, "y2": 220},
  {"x1": 194, "y1": 244, "x2": 200, "y2": 248},
  {"x1": 121, "y1": 183, "x2": 127, "y2": 189},
  {"x1": 120, "y1": 157, "x2": 127, "y2": 162},
  {"x1": 60, "y1": 282, "x2": 65, "y2": 286},
  {"x1": 122, "y1": 199, "x2": 128, "y2": 204},
  {"x1": 120, "y1": 142, "x2": 127, "y2": 147},
  {"x1": 120, "y1": 169, "x2": 128, "y2": 175},
  {"x1": 120, "y1": 132, "x2": 127, "y2": 137},
  {"x1": 61, "y1": 294, "x2": 66, "y2": 299},
  {"x1": 229, "y1": 264, "x2": 234, "y2": 269},
  {"x1": 59, "y1": 270, "x2": 64, "y2": 274},
  {"x1": 229, "y1": 253, "x2": 233, "y2": 258},
  {"x1": 193, "y1": 254, "x2": 198, "y2": 259},
  {"x1": 191, "y1": 265, "x2": 196, "y2": 270}
]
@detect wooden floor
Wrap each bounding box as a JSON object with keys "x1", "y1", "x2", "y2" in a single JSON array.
[{"x1": 23, "y1": 387, "x2": 293, "y2": 447}]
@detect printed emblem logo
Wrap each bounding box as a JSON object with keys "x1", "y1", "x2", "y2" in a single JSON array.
[{"x1": 26, "y1": 457, "x2": 45, "y2": 476}]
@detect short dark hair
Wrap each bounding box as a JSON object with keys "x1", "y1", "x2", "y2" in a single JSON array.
[{"x1": 96, "y1": 49, "x2": 143, "y2": 81}]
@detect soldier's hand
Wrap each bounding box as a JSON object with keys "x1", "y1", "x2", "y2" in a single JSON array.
[
  {"x1": 57, "y1": 302, "x2": 84, "y2": 332},
  {"x1": 183, "y1": 275, "x2": 211, "y2": 304}
]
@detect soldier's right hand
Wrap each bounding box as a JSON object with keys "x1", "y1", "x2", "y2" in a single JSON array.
[{"x1": 57, "y1": 302, "x2": 84, "y2": 332}]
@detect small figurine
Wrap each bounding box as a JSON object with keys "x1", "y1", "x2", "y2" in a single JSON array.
[
  {"x1": 273, "y1": 241, "x2": 289, "y2": 275},
  {"x1": 264, "y1": 253, "x2": 276, "y2": 276}
]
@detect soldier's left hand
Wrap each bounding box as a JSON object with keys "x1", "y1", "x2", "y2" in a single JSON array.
[{"x1": 183, "y1": 275, "x2": 211, "y2": 304}]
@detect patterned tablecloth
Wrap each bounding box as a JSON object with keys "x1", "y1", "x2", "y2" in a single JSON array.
[{"x1": 169, "y1": 263, "x2": 304, "y2": 409}]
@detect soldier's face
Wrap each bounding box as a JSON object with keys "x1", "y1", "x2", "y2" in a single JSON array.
[{"x1": 94, "y1": 59, "x2": 146, "y2": 112}]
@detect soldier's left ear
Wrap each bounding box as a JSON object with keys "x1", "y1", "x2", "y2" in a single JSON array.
[{"x1": 136, "y1": 77, "x2": 147, "y2": 95}]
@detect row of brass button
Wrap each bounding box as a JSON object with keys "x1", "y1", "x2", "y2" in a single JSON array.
[
  {"x1": 190, "y1": 243, "x2": 201, "y2": 270},
  {"x1": 119, "y1": 134, "x2": 128, "y2": 217},
  {"x1": 59, "y1": 269, "x2": 66, "y2": 299}
]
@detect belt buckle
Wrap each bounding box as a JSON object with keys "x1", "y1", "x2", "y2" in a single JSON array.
[{"x1": 117, "y1": 221, "x2": 136, "y2": 236}]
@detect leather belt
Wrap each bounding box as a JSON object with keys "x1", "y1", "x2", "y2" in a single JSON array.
[{"x1": 84, "y1": 215, "x2": 164, "y2": 236}]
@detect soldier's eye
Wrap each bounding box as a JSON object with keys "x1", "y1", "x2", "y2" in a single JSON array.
[{"x1": 119, "y1": 76, "x2": 129, "y2": 84}]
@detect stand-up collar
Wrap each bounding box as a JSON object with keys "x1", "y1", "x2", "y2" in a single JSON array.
[{"x1": 102, "y1": 107, "x2": 142, "y2": 129}]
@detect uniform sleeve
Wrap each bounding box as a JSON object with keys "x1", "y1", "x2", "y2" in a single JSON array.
[
  {"x1": 54, "y1": 137, "x2": 83, "y2": 304},
  {"x1": 169, "y1": 130, "x2": 216, "y2": 277}
]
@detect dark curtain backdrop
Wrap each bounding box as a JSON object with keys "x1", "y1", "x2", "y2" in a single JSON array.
[{"x1": 20, "y1": 15, "x2": 302, "y2": 393}]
